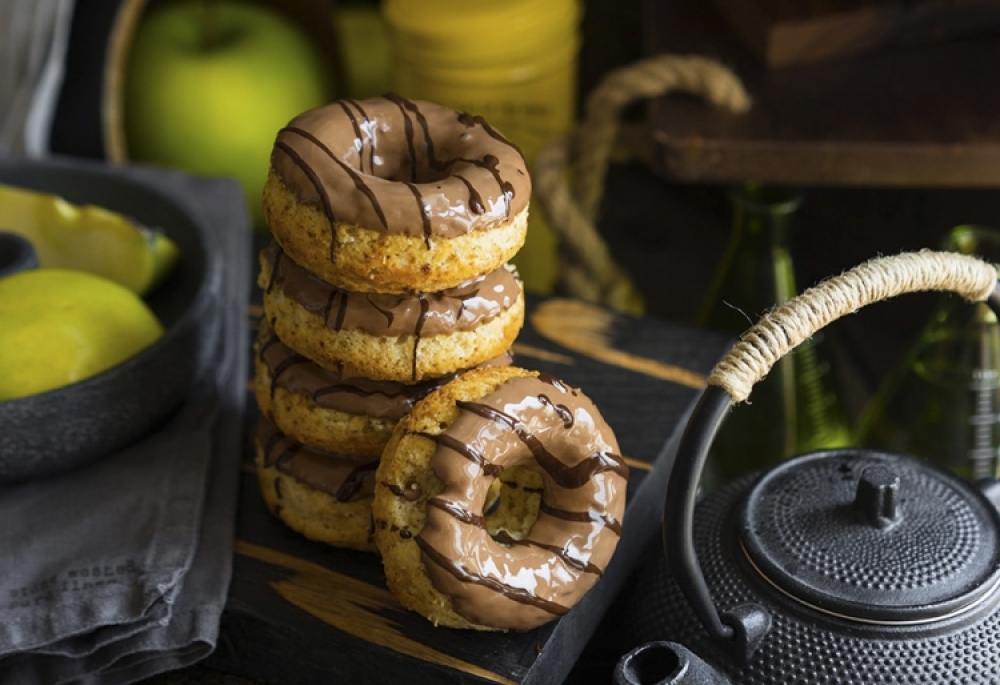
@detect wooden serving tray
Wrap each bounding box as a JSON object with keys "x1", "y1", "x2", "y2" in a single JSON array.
[
  {"x1": 642, "y1": 0, "x2": 1000, "y2": 188},
  {"x1": 707, "y1": 0, "x2": 1000, "y2": 68},
  {"x1": 204, "y1": 283, "x2": 731, "y2": 684}
]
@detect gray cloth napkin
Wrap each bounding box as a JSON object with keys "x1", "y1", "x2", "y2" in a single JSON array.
[{"x1": 0, "y1": 162, "x2": 251, "y2": 684}]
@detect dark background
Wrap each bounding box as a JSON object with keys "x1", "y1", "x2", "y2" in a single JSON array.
[
  {"x1": 50, "y1": 0, "x2": 1000, "y2": 411},
  {"x1": 42, "y1": 1, "x2": 1000, "y2": 681}
]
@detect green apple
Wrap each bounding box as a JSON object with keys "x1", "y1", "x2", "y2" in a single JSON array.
[
  {"x1": 0, "y1": 268, "x2": 164, "y2": 400},
  {"x1": 124, "y1": 0, "x2": 335, "y2": 230}
]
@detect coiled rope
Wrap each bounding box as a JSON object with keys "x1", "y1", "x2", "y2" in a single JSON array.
[{"x1": 533, "y1": 54, "x2": 752, "y2": 314}]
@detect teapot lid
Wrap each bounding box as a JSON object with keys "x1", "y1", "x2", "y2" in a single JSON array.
[{"x1": 741, "y1": 449, "x2": 1000, "y2": 624}]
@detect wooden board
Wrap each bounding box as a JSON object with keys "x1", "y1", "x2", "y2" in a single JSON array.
[
  {"x1": 642, "y1": 0, "x2": 1000, "y2": 187},
  {"x1": 203, "y1": 279, "x2": 731, "y2": 684},
  {"x1": 708, "y1": 0, "x2": 1000, "y2": 67}
]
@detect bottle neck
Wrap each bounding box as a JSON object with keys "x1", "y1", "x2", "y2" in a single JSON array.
[
  {"x1": 731, "y1": 184, "x2": 800, "y2": 246},
  {"x1": 697, "y1": 185, "x2": 803, "y2": 332}
]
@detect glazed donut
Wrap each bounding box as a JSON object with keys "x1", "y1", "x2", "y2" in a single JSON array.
[
  {"x1": 258, "y1": 241, "x2": 524, "y2": 382},
  {"x1": 262, "y1": 95, "x2": 530, "y2": 294},
  {"x1": 373, "y1": 366, "x2": 628, "y2": 631},
  {"x1": 254, "y1": 318, "x2": 513, "y2": 455},
  {"x1": 254, "y1": 415, "x2": 379, "y2": 552}
]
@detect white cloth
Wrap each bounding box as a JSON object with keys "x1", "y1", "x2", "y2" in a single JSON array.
[{"x1": 0, "y1": 0, "x2": 75, "y2": 156}]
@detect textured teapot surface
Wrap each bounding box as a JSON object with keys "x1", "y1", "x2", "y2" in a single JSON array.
[{"x1": 621, "y1": 449, "x2": 1000, "y2": 685}]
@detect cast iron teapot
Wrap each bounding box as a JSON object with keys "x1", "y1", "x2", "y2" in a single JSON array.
[{"x1": 616, "y1": 250, "x2": 1000, "y2": 685}]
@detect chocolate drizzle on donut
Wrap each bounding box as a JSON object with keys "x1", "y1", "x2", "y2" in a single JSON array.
[
  {"x1": 454, "y1": 174, "x2": 485, "y2": 214},
  {"x1": 427, "y1": 490, "x2": 607, "y2": 577},
  {"x1": 256, "y1": 319, "x2": 513, "y2": 419},
  {"x1": 492, "y1": 530, "x2": 604, "y2": 576},
  {"x1": 457, "y1": 111, "x2": 527, "y2": 167},
  {"x1": 537, "y1": 394, "x2": 573, "y2": 428},
  {"x1": 539, "y1": 501, "x2": 623, "y2": 537},
  {"x1": 256, "y1": 417, "x2": 378, "y2": 502},
  {"x1": 384, "y1": 93, "x2": 421, "y2": 182},
  {"x1": 338, "y1": 98, "x2": 376, "y2": 175},
  {"x1": 260, "y1": 241, "x2": 519, "y2": 339},
  {"x1": 401, "y1": 181, "x2": 433, "y2": 247},
  {"x1": 336, "y1": 100, "x2": 365, "y2": 165},
  {"x1": 428, "y1": 497, "x2": 486, "y2": 528},
  {"x1": 385, "y1": 93, "x2": 521, "y2": 230},
  {"x1": 261, "y1": 422, "x2": 296, "y2": 468},
  {"x1": 479, "y1": 154, "x2": 513, "y2": 218},
  {"x1": 413, "y1": 373, "x2": 628, "y2": 630},
  {"x1": 323, "y1": 289, "x2": 350, "y2": 331},
  {"x1": 454, "y1": 399, "x2": 629, "y2": 489},
  {"x1": 415, "y1": 431, "x2": 504, "y2": 478},
  {"x1": 414, "y1": 537, "x2": 572, "y2": 617},
  {"x1": 259, "y1": 241, "x2": 520, "y2": 383},
  {"x1": 335, "y1": 463, "x2": 378, "y2": 502},
  {"x1": 268, "y1": 95, "x2": 531, "y2": 254},
  {"x1": 272, "y1": 140, "x2": 341, "y2": 264},
  {"x1": 282, "y1": 125, "x2": 389, "y2": 230},
  {"x1": 262, "y1": 340, "x2": 311, "y2": 402},
  {"x1": 385, "y1": 92, "x2": 445, "y2": 173},
  {"x1": 367, "y1": 296, "x2": 397, "y2": 327}
]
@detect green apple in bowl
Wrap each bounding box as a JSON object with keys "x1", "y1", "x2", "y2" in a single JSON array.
[{"x1": 124, "y1": 0, "x2": 335, "y2": 230}]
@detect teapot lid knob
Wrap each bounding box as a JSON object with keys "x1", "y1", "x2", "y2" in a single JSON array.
[
  {"x1": 740, "y1": 449, "x2": 1000, "y2": 625},
  {"x1": 854, "y1": 465, "x2": 901, "y2": 529}
]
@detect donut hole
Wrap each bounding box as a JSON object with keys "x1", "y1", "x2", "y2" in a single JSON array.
[
  {"x1": 368, "y1": 143, "x2": 452, "y2": 185},
  {"x1": 484, "y1": 466, "x2": 543, "y2": 543}
]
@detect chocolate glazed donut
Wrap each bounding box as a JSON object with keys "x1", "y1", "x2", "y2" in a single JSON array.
[
  {"x1": 374, "y1": 367, "x2": 628, "y2": 631},
  {"x1": 262, "y1": 95, "x2": 531, "y2": 294},
  {"x1": 256, "y1": 318, "x2": 513, "y2": 422},
  {"x1": 253, "y1": 317, "x2": 515, "y2": 455},
  {"x1": 257, "y1": 241, "x2": 524, "y2": 382}
]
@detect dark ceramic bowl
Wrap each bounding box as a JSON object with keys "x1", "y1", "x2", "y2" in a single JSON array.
[
  {"x1": 0, "y1": 158, "x2": 211, "y2": 484},
  {"x1": 0, "y1": 232, "x2": 39, "y2": 276}
]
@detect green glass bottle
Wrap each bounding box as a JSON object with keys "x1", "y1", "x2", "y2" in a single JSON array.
[
  {"x1": 855, "y1": 225, "x2": 1000, "y2": 480},
  {"x1": 698, "y1": 184, "x2": 853, "y2": 489}
]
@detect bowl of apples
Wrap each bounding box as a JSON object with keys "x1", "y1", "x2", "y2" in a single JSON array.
[{"x1": 0, "y1": 157, "x2": 212, "y2": 483}]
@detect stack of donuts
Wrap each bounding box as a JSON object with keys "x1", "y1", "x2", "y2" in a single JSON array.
[
  {"x1": 252, "y1": 95, "x2": 627, "y2": 631},
  {"x1": 253, "y1": 95, "x2": 527, "y2": 551}
]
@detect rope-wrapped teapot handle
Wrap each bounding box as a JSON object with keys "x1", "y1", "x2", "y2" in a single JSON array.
[
  {"x1": 665, "y1": 250, "x2": 1000, "y2": 663},
  {"x1": 713, "y1": 250, "x2": 998, "y2": 402}
]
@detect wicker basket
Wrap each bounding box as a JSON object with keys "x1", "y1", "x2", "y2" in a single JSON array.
[{"x1": 100, "y1": 0, "x2": 342, "y2": 163}]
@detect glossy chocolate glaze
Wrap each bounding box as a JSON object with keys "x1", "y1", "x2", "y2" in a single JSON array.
[
  {"x1": 261, "y1": 241, "x2": 521, "y2": 339},
  {"x1": 257, "y1": 319, "x2": 512, "y2": 420},
  {"x1": 402, "y1": 374, "x2": 628, "y2": 630},
  {"x1": 270, "y1": 95, "x2": 530, "y2": 245},
  {"x1": 256, "y1": 416, "x2": 378, "y2": 502}
]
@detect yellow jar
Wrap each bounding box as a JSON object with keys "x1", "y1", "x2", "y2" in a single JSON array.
[{"x1": 382, "y1": 0, "x2": 582, "y2": 294}]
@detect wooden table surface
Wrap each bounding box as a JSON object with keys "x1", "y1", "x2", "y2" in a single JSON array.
[
  {"x1": 169, "y1": 232, "x2": 733, "y2": 685},
  {"x1": 642, "y1": 0, "x2": 1000, "y2": 188}
]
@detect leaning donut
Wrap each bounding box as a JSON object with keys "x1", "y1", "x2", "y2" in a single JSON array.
[
  {"x1": 372, "y1": 366, "x2": 628, "y2": 631},
  {"x1": 263, "y1": 94, "x2": 530, "y2": 294}
]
